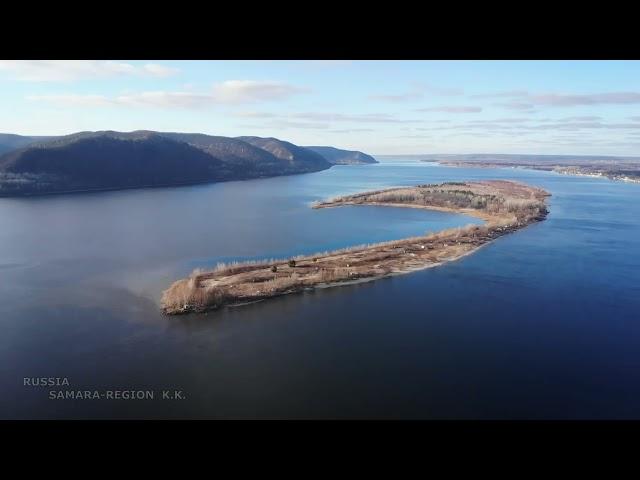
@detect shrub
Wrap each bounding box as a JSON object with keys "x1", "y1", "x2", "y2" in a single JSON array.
[
  {"x1": 288, "y1": 259, "x2": 296, "y2": 268},
  {"x1": 271, "y1": 265, "x2": 277, "y2": 273}
]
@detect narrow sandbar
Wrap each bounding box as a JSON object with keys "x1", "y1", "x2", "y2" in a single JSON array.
[{"x1": 161, "y1": 180, "x2": 550, "y2": 315}]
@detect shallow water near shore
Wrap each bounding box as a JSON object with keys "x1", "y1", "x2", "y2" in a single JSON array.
[{"x1": 1, "y1": 159, "x2": 639, "y2": 419}]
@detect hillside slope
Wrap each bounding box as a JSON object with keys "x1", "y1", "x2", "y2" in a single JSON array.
[
  {"x1": 158, "y1": 132, "x2": 321, "y2": 176},
  {"x1": 305, "y1": 146, "x2": 378, "y2": 165},
  {"x1": 0, "y1": 132, "x2": 228, "y2": 195},
  {"x1": 0, "y1": 133, "x2": 53, "y2": 155},
  {"x1": 236, "y1": 136, "x2": 330, "y2": 173},
  {"x1": 0, "y1": 131, "x2": 339, "y2": 196}
]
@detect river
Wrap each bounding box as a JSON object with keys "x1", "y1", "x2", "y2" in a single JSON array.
[{"x1": 1, "y1": 159, "x2": 639, "y2": 419}]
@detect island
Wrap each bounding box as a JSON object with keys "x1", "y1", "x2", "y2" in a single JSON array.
[{"x1": 161, "y1": 179, "x2": 550, "y2": 315}]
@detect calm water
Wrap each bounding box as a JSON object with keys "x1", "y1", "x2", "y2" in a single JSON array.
[{"x1": 1, "y1": 159, "x2": 639, "y2": 419}]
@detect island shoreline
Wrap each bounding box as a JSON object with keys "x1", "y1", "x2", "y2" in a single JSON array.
[{"x1": 161, "y1": 180, "x2": 550, "y2": 315}]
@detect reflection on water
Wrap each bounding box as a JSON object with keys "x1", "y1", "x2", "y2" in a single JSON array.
[{"x1": 1, "y1": 160, "x2": 639, "y2": 419}]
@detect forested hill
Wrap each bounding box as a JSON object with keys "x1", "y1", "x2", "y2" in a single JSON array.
[
  {"x1": 305, "y1": 146, "x2": 378, "y2": 165},
  {"x1": 0, "y1": 131, "x2": 376, "y2": 196}
]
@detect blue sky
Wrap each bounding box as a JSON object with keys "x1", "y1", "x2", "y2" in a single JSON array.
[{"x1": 1, "y1": 60, "x2": 640, "y2": 155}]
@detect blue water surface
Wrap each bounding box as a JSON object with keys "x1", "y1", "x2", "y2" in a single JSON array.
[{"x1": 0, "y1": 159, "x2": 638, "y2": 419}]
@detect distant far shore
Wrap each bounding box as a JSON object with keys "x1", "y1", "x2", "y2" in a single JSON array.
[{"x1": 416, "y1": 154, "x2": 640, "y2": 184}]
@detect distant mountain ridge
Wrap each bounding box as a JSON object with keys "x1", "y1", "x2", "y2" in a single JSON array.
[
  {"x1": 237, "y1": 136, "x2": 330, "y2": 171},
  {"x1": 0, "y1": 133, "x2": 54, "y2": 155},
  {"x1": 0, "y1": 131, "x2": 377, "y2": 196},
  {"x1": 304, "y1": 146, "x2": 378, "y2": 165}
]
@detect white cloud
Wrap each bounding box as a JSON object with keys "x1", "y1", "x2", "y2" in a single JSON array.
[
  {"x1": 494, "y1": 101, "x2": 536, "y2": 111},
  {"x1": 115, "y1": 91, "x2": 214, "y2": 108},
  {"x1": 530, "y1": 92, "x2": 640, "y2": 106},
  {"x1": 482, "y1": 90, "x2": 640, "y2": 110},
  {"x1": 297, "y1": 60, "x2": 354, "y2": 70},
  {"x1": 141, "y1": 63, "x2": 179, "y2": 77},
  {"x1": 330, "y1": 128, "x2": 375, "y2": 134},
  {"x1": 232, "y1": 112, "x2": 416, "y2": 130},
  {"x1": 235, "y1": 111, "x2": 415, "y2": 130},
  {"x1": 417, "y1": 119, "x2": 640, "y2": 135},
  {"x1": 26, "y1": 94, "x2": 113, "y2": 107},
  {"x1": 525, "y1": 122, "x2": 640, "y2": 131},
  {"x1": 559, "y1": 116, "x2": 602, "y2": 122},
  {"x1": 471, "y1": 90, "x2": 528, "y2": 99},
  {"x1": 211, "y1": 80, "x2": 308, "y2": 104},
  {"x1": 26, "y1": 80, "x2": 308, "y2": 109},
  {"x1": 426, "y1": 87, "x2": 463, "y2": 96},
  {"x1": 369, "y1": 83, "x2": 463, "y2": 103},
  {"x1": 26, "y1": 92, "x2": 208, "y2": 109},
  {"x1": 231, "y1": 111, "x2": 278, "y2": 118},
  {"x1": 466, "y1": 117, "x2": 532, "y2": 123},
  {"x1": 292, "y1": 112, "x2": 415, "y2": 123},
  {"x1": 369, "y1": 91, "x2": 423, "y2": 103},
  {"x1": 0, "y1": 60, "x2": 179, "y2": 82},
  {"x1": 417, "y1": 106, "x2": 482, "y2": 113},
  {"x1": 239, "y1": 120, "x2": 329, "y2": 130}
]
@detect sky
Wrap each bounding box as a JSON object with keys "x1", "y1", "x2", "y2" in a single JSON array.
[{"x1": 1, "y1": 60, "x2": 640, "y2": 156}]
